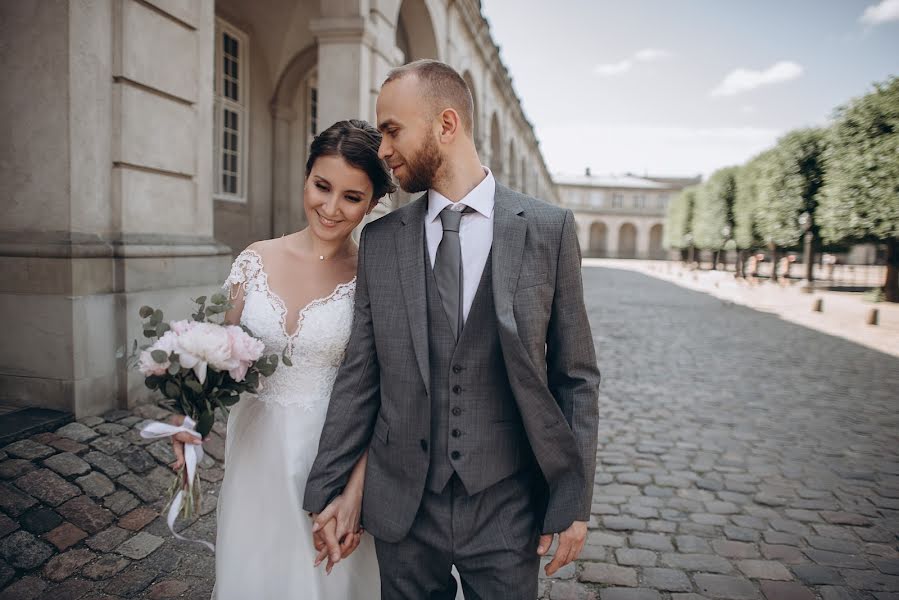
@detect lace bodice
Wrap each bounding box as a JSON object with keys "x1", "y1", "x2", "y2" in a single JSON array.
[{"x1": 223, "y1": 249, "x2": 356, "y2": 411}]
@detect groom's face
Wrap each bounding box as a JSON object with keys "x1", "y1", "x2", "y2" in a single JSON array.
[{"x1": 377, "y1": 76, "x2": 444, "y2": 193}]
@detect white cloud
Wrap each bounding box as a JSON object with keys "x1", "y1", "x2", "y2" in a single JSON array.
[
  {"x1": 594, "y1": 60, "x2": 633, "y2": 76},
  {"x1": 594, "y1": 48, "x2": 671, "y2": 77},
  {"x1": 634, "y1": 48, "x2": 672, "y2": 62},
  {"x1": 538, "y1": 123, "x2": 783, "y2": 178},
  {"x1": 710, "y1": 61, "x2": 803, "y2": 97},
  {"x1": 860, "y1": 0, "x2": 899, "y2": 24}
]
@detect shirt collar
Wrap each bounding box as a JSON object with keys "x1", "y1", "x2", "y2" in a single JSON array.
[{"x1": 427, "y1": 167, "x2": 496, "y2": 223}]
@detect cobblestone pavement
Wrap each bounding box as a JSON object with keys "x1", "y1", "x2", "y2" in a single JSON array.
[
  {"x1": 1, "y1": 266, "x2": 897, "y2": 599},
  {"x1": 537, "y1": 267, "x2": 899, "y2": 600}
]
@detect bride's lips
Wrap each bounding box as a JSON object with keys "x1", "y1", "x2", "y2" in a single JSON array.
[{"x1": 316, "y1": 210, "x2": 341, "y2": 228}]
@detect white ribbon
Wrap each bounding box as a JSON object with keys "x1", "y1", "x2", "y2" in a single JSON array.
[{"x1": 140, "y1": 416, "x2": 215, "y2": 552}]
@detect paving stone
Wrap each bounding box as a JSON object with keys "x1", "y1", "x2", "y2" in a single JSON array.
[
  {"x1": 0, "y1": 576, "x2": 48, "y2": 600},
  {"x1": 85, "y1": 526, "x2": 132, "y2": 552},
  {"x1": 724, "y1": 526, "x2": 760, "y2": 542},
  {"x1": 93, "y1": 423, "x2": 128, "y2": 436},
  {"x1": 55, "y1": 423, "x2": 100, "y2": 443},
  {"x1": 737, "y1": 560, "x2": 794, "y2": 581},
  {"x1": 82, "y1": 452, "x2": 127, "y2": 479},
  {"x1": 854, "y1": 527, "x2": 895, "y2": 543},
  {"x1": 75, "y1": 472, "x2": 115, "y2": 499},
  {"x1": 675, "y1": 535, "x2": 712, "y2": 553},
  {"x1": 118, "y1": 507, "x2": 159, "y2": 532},
  {"x1": 102, "y1": 490, "x2": 140, "y2": 516},
  {"x1": 82, "y1": 554, "x2": 132, "y2": 580},
  {"x1": 56, "y1": 496, "x2": 115, "y2": 534},
  {"x1": 805, "y1": 548, "x2": 871, "y2": 569},
  {"x1": 579, "y1": 562, "x2": 638, "y2": 586},
  {"x1": 579, "y1": 544, "x2": 608, "y2": 561},
  {"x1": 202, "y1": 433, "x2": 226, "y2": 462},
  {"x1": 0, "y1": 458, "x2": 37, "y2": 479},
  {"x1": 758, "y1": 581, "x2": 814, "y2": 600},
  {"x1": 841, "y1": 569, "x2": 899, "y2": 592},
  {"x1": 631, "y1": 533, "x2": 674, "y2": 552},
  {"x1": 818, "y1": 586, "x2": 871, "y2": 600},
  {"x1": 712, "y1": 540, "x2": 760, "y2": 559},
  {"x1": 147, "y1": 579, "x2": 190, "y2": 599},
  {"x1": 820, "y1": 512, "x2": 871, "y2": 526},
  {"x1": 806, "y1": 535, "x2": 864, "y2": 554},
  {"x1": 866, "y1": 544, "x2": 899, "y2": 559},
  {"x1": 792, "y1": 564, "x2": 843, "y2": 585},
  {"x1": 0, "y1": 530, "x2": 54, "y2": 569},
  {"x1": 146, "y1": 440, "x2": 176, "y2": 465},
  {"x1": 589, "y1": 531, "x2": 627, "y2": 547},
  {"x1": 43, "y1": 452, "x2": 92, "y2": 477},
  {"x1": 549, "y1": 580, "x2": 598, "y2": 600},
  {"x1": 133, "y1": 404, "x2": 171, "y2": 420},
  {"x1": 116, "y1": 473, "x2": 160, "y2": 502},
  {"x1": 79, "y1": 416, "x2": 106, "y2": 428},
  {"x1": 89, "y1": 436, "x2": 129, "y2": 456},
  {"x1": 199, "y1": 466, "x2": 225, "y2": 483},
  {"x1": 758, "y1": 543, "x2": 805, "y2": 564},
  {"x1": 661, "y1": 553, "x2": 733, "y2": 573},
  {"x1": 47, "y1": 438, "x2": 89, "y2": 455},
  {"x1": 43, "y1": 548, "x2": 96, "y2": 582},
  {"x1": 762, "y1": 531, "x2": 802, "y2": 547},
  {"x1": 641, "y1": 567, "x2": 691, "y2": 591},
  {"x1": 3, "y1": 439, "x2": 56, "y2": 460},
  {"x1": 0, "y1": 514, "x2": 18, "y2": 537},
  {"x1": 694, "y1": 574, "x2": 760, "y2": 599},
  {"x1": 43, "y1": 522, "x2": 89, "y2": 551},
  {"x1": 102, "y1": 410, "x2": 132, "y2": 422},
  {"x1": 13, "y1": 468, "x2": 80, "y2": 507},
  {"x1": 540, "y1": 557, "x2": 576, "y2": 580},
  {"x1": 604, "y1": 516, "x2": 646, "y2": 531},
  {"x1": 0, "y1": 481, "x2": 38, "y2": 516},
  {"x1": 139, "y1": 545, "x2": 182, "y2": 574},
  {"x1": 875, "y1": 560, "x2": 899, "y2": 576},
  {"x1": 616, "y1": 548, "x2": 658, "y2": 567},
  {"x1": 599, "y1": 590, "x2": 660, "y2": 600},
  {"x1": 0, "y1": 559, "x2": 13, "y2": 588},
  {"x1": 115, "y1": 531, "x2": 164, "y2": 559}
]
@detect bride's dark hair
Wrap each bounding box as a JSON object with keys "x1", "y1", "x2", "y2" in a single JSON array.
[{"x1": 305, "y1": 119, "x2": 397, "y2": 201}]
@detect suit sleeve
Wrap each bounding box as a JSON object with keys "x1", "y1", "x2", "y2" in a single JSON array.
[
  {"x1": 302, "y1": 225, "x2": 381, "y2": 513},
  {"x1": 545, "y1": 209, "x2": 601, "y2": 522}
]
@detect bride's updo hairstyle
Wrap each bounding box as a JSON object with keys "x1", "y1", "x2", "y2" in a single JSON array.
[{"x1": 305, "y1": 119, "x2": 397, "y2": 201}]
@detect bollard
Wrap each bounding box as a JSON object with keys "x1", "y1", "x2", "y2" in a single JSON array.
[
  {"x1": 813, "y1": 298, "x2": 823, "y2": 312},
  {"x1": 867, "y1": 308, "x2": 879, "y2": 326}
]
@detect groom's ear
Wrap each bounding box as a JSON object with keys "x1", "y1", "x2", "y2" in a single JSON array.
[{"x1": 437, "y1": 107, "x2": 462, "y2": 143}]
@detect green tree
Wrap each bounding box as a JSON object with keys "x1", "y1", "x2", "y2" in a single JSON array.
[
  {"x1": 755, "y1": 128, "x2": 828, "y2": 281},
  {"x1": 818, "y1": 76, "x2": 899, "y2": 301},
  {"x1": 693, "y1": 167, "x2": 738, "y2": 269},
  {"x1": 664, "y1": 186, "x2": 697, "y2": 263},
  {"x1": 733, "y1": 153, "x2": 773, "y2": 277}
]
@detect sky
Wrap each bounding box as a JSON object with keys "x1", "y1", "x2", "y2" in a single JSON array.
[{"x1": 479, "y1": 0, "x2": 899, "y2": 179}]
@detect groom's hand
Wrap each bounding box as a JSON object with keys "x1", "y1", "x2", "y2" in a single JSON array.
[{"x1": 538, "y1": 520, "x2": 588, "y2": 576}]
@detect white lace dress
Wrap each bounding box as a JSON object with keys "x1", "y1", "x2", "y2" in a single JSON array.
[{"x1": 212, "y1": 249, "x2": 380, "y2": 599}]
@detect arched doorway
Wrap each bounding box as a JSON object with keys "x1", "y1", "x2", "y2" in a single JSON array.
[
  {"x1": 462, "y1": 70, "x2": 480, "y2": 152},
  {"x1": 589, "y1": 222, "x2": 608, "y2": 257},
  {"x1": 490, "y1": 113, "x2": 502, "y2": 180},
  {"x1": 396, "y1": 0, "x2": 439, "y2": 62},
  {"x1": 618, "y1": 223, "x2": 637, "y2": 258},
  {"x1": 649, "y1": 224, "x2": 664, "y2": 259}
]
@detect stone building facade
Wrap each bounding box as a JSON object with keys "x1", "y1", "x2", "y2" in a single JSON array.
[
  {"x1": 556, "y1": 171, "x2": 700, "y2": 259},
  {"x1": 0, "y1": 0, "x2": 557, "y2": 417}
]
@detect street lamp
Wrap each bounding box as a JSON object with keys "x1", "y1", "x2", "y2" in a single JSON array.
[{"x1": 798, "y1": 211, "x2": 814, "y2": 293}]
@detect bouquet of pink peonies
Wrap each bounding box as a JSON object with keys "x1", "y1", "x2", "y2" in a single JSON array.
[{"x1": 122, "y1": 293, "x2": 288, "y2": 549}]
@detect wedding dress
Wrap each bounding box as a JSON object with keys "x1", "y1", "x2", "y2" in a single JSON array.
[{"x1": 212, "y1": 248, "x2": 380, "y2": 599}]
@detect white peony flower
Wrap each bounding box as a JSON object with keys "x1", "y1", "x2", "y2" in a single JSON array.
[{"x1": 176, "y1": 322, "x2": 233, "y2": 384}]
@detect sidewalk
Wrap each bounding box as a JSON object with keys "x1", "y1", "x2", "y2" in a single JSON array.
[{"x1": 584, "y1": 259, "x2": 899, "y2": 359}]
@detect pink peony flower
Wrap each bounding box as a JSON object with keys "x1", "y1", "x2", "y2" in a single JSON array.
[
  {"x1": 169, "y1": 319, "x2": 196, "y2": 335},
  {"x1": 225, "y1": 325, "x2": 265, "y2": 381},
  {"x1": 176, "y1": 322, "x2": 233, "y2": 384},
  {"x1": 137, "y1": 330, "x2": 182, "y2": 376}
]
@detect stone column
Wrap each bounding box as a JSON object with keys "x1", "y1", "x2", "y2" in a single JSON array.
[
  {"x1": 0, "y1": 0, "x2": 230, "y2": 417},
  {"x1": 271, "y1": 105, "x2": 298, "y2": 238}
]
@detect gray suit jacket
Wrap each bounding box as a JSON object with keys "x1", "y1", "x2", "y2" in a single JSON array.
[{"x1": 303, "y1": 183, "x2": 600, "y2": 543}]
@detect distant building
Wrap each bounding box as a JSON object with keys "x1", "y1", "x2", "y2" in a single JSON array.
[{"x1": 555, "y1": 170, "x2": 701, "y2": 259}]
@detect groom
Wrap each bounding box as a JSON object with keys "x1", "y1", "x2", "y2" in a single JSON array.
[{"x1": 304, "y1": 59, "x2": 600, "y2": 599}]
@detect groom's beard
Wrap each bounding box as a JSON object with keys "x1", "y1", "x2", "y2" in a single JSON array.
[{"x1": 396, "y1": 134, "x2": 443, "y2": 194}]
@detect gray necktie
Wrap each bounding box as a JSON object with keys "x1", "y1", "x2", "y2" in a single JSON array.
[{"x1": 435, "y1": 205, "x2": 474, "y2": 341}]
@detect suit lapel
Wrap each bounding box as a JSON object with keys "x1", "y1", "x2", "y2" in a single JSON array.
[
  {"x1": 491, "y1": 184, "x2": 526, "y2": 321},
  {"x1": 395, "y1": 195, "x2": 431, "y2": 396}
]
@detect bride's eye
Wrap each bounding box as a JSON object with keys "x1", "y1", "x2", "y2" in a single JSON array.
[
  {"x1": 315, "y1": 182, "x2": 329, "y2": 191},
  {"x1": 345, "y1": 195, "x2": 363, "y2": 203}
]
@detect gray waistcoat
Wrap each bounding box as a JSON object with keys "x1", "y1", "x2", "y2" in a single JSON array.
[{"x1": 424, "y1": 245, "x2": 533, "y2": 494}]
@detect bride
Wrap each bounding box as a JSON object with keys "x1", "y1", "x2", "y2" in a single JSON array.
[{"x1": 170, "y1": 119, "x2": 395, "y2": 598}]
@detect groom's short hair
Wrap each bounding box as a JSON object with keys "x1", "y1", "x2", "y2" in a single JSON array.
[{"x1": 384, "y1": 59, "x2": 474, "y2": 136}]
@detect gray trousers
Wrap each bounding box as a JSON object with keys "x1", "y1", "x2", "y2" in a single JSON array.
[{"x1": 374, "y1": 469, "x2": 541, "y2": 600}]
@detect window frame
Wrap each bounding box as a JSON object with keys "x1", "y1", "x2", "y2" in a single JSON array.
[{"x1": 213, "y1": 18, "x2": 251, "y2": 203}]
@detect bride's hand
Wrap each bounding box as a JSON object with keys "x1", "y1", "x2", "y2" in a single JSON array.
[
  {"x1": 313, "y1": 519, "x2": 362, "y2": 574},
  {"x1": 312, "y1": 491, "x2": 364, "y2": 568},
  {"x1": 167, "y1": 415, "x2": 203, "y2": 474}
]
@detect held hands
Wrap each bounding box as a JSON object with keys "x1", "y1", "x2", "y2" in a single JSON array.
[
  {"x1": 537, "y1": 520, "x2": 588, "y2": 576},
  {"x1": 167, "y1": 415, "x2": 203, "y2": 479},
  {"x1": 311, "y1": 491, "x2": 364, "y2": 574}
]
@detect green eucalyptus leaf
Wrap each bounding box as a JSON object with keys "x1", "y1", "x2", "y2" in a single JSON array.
[
  {"x1": 185, "y1": 379, "x2": 204, "y2": 394},
  {"x1": 156, "y1": 322, "x2": 170, "y2": 336},
  {"x1": 164, "y1": 380, "x2": 180, "y2": 399},
  {"x1": 143, "y1": 329, "x2": 156, "y2": 339},
  {"x1": 195, "y1": 296, "x2": 207, "y2": 305},
  {"x1": 150, "y1": 309, "x2": 163, "y2": 326},
  {"x1": 282, "y1": 354, "x2": 293, "y2": 367},
  {"x1": 211, "y1": 293, "x2": 227, "y2": 305},
  {"x1": 139, "y1": 306, "x2": 154, "y2": 318},
  {"x1": 151, "y1": 350, "x2": 168, "y2": 363}
]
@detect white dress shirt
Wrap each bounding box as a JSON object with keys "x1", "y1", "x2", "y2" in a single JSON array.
[{"x1": 426, "y1": 167, "x2": 496, "y2": 324}]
